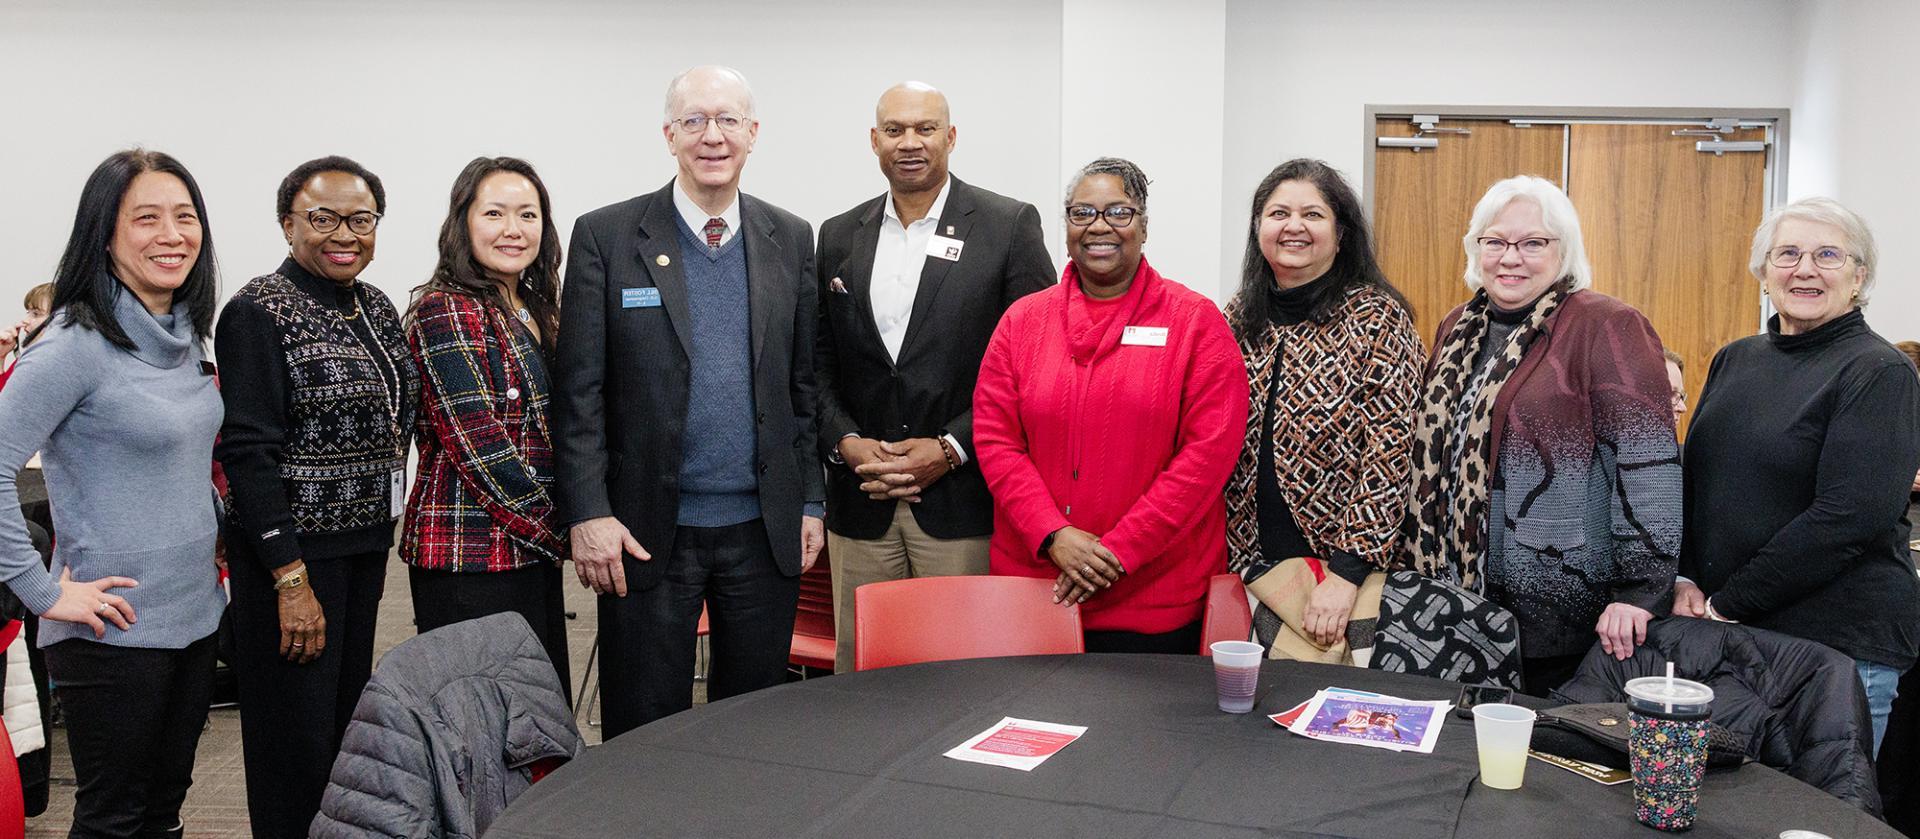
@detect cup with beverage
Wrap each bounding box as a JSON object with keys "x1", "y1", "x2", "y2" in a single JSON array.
[
  {"x1": 1471, "y1": 703, "x2": 1538, "y2": 789},
  {"x1": 1625, "y1": 675, "x2": 1715, "y2": 831},
  {"x1": 1209, "y1": 641, "x2": 1263, "y2": 713}
]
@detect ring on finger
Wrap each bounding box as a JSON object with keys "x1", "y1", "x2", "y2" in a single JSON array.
[{"x1": 95, "y1": 602, "x2": 113, "y2": 614}]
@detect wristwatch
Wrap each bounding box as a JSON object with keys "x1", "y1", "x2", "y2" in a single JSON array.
[{"x1": 273, "y1": 565, "x2": 308, "y2": 591}]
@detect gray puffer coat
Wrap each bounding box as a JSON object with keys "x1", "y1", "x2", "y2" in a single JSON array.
[{"x1": 310, "y1": 612, "x2": 583, "y2": 838}]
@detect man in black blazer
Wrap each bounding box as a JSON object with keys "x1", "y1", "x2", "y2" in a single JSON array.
[
  {"x1": 554, "y1": 65, "x2": 824, "y2": 735},
  {"x1": 816, "y1": 82, "x2": 1055, "y2": 671}
]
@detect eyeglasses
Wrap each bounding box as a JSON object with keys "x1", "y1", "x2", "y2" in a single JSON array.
[
  {"x1": 670, "y1": 113, "x2": 751, "y2": 135},
  {"x1": 1768, "y1": 245, "x2": 1853, "y2": 270},
  {"x1": 1066, "y1": 205, "x2": 1142, "y2": 228},
  {"x1": 1476, "y1": 237, "x2": 1557, "y2": 257},
  {"x1": 297, "y1": 207, "x2": 381, "y2": 236}
]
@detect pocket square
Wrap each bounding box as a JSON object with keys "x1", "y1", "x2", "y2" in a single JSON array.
[{"x1": 830, "y1": 277, "x2": 849, "y2": 294}]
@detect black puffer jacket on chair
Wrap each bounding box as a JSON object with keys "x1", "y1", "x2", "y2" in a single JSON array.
[
  {"x1": 1551, "y1": 616, "x2": 1881, "y2": 814},
  {"x1": 310, "y1": 612, "x2": 584, "y2": 838}
]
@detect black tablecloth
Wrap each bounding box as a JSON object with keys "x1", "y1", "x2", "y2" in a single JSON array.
[{"x1": 491, "y1": 654, "x2": 1897, "y2": 838}]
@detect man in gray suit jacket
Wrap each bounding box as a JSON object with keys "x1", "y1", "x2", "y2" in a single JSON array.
[
  {"x1": 553, "y1": 66, "x2": 824, "y2": 735},
  {"x1": 815, "y1": 82, "x2": 1055, "y2": 671}
]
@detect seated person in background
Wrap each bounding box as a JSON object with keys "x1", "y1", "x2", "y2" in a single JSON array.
[
  {"x1": 0, "y1": 282, "x2": 54, "y2": 384},
  {"x1": 1900, "y1": 340, "x2": 1920, "y2": 500},
  {"x1": 1677, "y1": 197, "x2": 1919, "y2": 757},
  {"x1": 974, "y1": 157, "x2": 1249, "y2": 654},
  {"x1": 1664, "y1": 348, "x2": 1687, "y2": 427}
]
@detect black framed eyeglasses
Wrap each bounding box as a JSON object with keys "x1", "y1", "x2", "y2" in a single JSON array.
[
  {"x1": 670, "y1": 113, "x2": 751, "y2": 135},
  {"x1": 1066, "y1": 205, "x2": 1141, "y2": 228},
  {"x1": 1476, "y1": 236, "x2": 1557, "y2": 257},
  {"x1": 1768, "y1": 245, "x2": 1852, "y2": 270},
  {"x1": 297, "y1": 207, "x2": 381, "y2": 236}
]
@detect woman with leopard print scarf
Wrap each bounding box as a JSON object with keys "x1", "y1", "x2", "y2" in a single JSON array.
[{"x1": 1400, "y1": 176, "x2": 1681, "y2": 697}]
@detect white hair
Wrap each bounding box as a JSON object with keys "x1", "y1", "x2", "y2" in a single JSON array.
[
  {"x1": 1748, "y1": 197, "x2": 1877, "y2": 304},
  {"x1": 1460, "y1": 175, "x2": 1592, "y2": 292},
  {"x1": 663, "y1": 65, "x2": 756, "y2": 123}
]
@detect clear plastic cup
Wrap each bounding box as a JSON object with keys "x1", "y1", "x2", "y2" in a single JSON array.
[
  {"x1": 1472, "y1": 703, "x2": 1538, "y2": 789},
  {"x1": 1625, "y1": 676, "x2": 1715, "y2": 831},
  {"x1": 1209, "y1": 641, "x2": 1263, "y2": 713}
]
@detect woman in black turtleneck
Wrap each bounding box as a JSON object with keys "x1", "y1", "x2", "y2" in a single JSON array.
[
  {"x1": 1223, "y1": 160, "x2": 1421, "y2": 659},
  {"x1": 1678, "y1": 197, "x2": 1919, "y2": 758},
  {"x1": 213, "y1": 155, "x2": 418, "y2": 838}
]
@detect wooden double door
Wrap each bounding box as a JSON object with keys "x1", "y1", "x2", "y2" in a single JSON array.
[{"x1": 1372, "y1": 117, "x2": 1771, "y2": 439}]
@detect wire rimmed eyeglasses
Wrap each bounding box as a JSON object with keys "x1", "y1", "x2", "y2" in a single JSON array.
[{"x1": 1768, "y1": 245, "x2": 1854, "y2": 270}]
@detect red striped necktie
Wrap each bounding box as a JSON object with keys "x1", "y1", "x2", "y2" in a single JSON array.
[{"x1": 703, "y1": 217, "x2": 727, "y2": 250}]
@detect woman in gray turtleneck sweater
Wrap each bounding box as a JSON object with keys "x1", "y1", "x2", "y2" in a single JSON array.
[{"x1": 0, "y1": 150, "x2": 226, "y2": 838}]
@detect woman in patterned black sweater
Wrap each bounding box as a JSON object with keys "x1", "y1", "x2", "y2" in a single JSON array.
[{"x1": 213, "y1": 156, "x2": 418, "y2": 839}]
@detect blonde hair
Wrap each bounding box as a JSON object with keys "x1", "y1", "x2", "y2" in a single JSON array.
[{"x1": 1460, "y1": 175, "x2": 1592, "y2": 292}]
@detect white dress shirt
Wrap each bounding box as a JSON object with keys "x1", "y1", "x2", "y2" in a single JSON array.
[
  {"x1": 673, "y1": 178, "x2": 740, "y2": 246},
  {"x1": 870, "y1": 178, "x2": 950, "y2": 362},
  {"x1": 850, "y1": 178, "x2": 966, "y2": 465}
]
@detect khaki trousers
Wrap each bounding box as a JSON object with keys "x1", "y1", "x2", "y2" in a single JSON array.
[{"x1": 827, "y1": 503, "x2": 990, "y2": 672}]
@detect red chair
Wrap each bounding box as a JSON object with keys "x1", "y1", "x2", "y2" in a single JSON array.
[
  {"x1": 1199, "y1": 573, "x2": 1253, "y2": 654},
  {"x1": 853, "y1": 576, "x2": 1083, "y2": 671},
  {"x1": 788, "y1": 548, "x2": 835, "y2": 672},
  {"x1": 0, "y1": 627, "x2": 19, "y2": 839}
]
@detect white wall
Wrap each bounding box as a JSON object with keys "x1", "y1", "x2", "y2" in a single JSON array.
[
  {"x1": 6, "y1": 1, "x2": 1908, "y2": 344},
  {"x1": 1791, "y1": 0, "x2": 1920, "y2": 343},
  {"x1": 1061, "y1": 0, "x2": 1227, "y2": 299},
  {"x1": 0, "y1": 0, "x2": 1063, "y2": 319},
  {"x1": 1220, "y1": 0, "x2": 1800, "y2": 305}
]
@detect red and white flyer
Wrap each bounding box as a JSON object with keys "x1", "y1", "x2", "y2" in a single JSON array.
[{"x1": 943, "y1": 717, "x2": 1088, "y2": 772}]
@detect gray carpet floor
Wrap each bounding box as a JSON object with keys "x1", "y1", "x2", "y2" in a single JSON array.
[{"x1": 24, "y1": 555, "x2": 669, "y2": 838}]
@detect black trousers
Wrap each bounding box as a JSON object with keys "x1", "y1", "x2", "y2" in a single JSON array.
[
  {"x1": 598, "y1": 519, "x2": 798, "y2": 737},
  {"x1": 1084, "y1": 620, "x2": 1204, "y2": 655},
  {"x1": 43, "y1": 633, "x2": 216, "y2": 839},
  {"x1": 227, "y1": 543, "x2": 386, "y2": 839},
  {"x1": 408, "y1": 562, "x2": 572, "y2": 703},
  {"x1": 1520, "y1": 652, "x2": 1588, "y2": 698}
]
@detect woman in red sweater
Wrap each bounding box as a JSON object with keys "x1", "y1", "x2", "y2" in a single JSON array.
[{"x1": 974, "y1": 158, "x2": 1250, "y2": 653}]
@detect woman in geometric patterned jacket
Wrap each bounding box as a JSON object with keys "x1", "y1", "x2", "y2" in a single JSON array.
[
  {"x1": 402, "y1": 157, "x2": 570, "y2": 696},
  {"x1": 1400, "y1": 175, "x2": 1681, "y2": 697},
  {"x1": 1224, "y1": 159, "x2": 1423, "y2": 658}
]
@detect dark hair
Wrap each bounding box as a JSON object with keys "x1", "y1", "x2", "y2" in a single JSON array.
[
  {"x1": 48, "y1": 149, "x2": 218, "y2": 350},
  {"x1": 276, "y1": 154, "x2": 387, "y2": 219},
  {"x1": 410, "y1": 157, "x2": 562, "y2": 353},
  {"x1": 1228, "y1": 159, "x2": 1408, "y2": 345},
  {"x1": 1065, "y1": 157, "x2": 1150, "y2": 214}
]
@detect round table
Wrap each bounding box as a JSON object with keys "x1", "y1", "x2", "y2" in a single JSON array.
[{"x1": 488, "y1": 654, "x2": 1897, "y2": 838}]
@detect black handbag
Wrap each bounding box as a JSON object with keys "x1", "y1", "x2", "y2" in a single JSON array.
[{"x1": 1531, "y1": 702, "x2": 1748, "y2": 770}]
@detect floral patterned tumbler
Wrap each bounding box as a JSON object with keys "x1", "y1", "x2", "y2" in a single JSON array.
[{"x1": 1625, "y1": 675, "x2": 1715, "y2": 831}]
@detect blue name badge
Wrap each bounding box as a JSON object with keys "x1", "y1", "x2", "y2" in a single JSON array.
[{"x1": 622, "y1": 287, "x2": 663, "y2": 308}]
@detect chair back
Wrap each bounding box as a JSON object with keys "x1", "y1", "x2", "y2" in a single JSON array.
[
  {"x1": 1200, "y1": 574, "x2": 1253, "y2": 654},
  {"x1": 0, "y1": 716, "x2": 21, "y2": 839},
  {"x1": 854, "y1": 576, "x2": 1082, "y2": 671},
  {"x1": 789, "y1": 547, "x2": 835, "y2": 670}
]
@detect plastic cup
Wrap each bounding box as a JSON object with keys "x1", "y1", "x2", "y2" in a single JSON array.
[
  {"x1": 1625, "y1": 676, "x2": 1715, "y2": 832},
  {"x1": 1472, "y1": 703, "x2": 1538, "y2": 789},
  {"x1": 1209, "y1": 641, "x2": 1263, "y2": 713}
]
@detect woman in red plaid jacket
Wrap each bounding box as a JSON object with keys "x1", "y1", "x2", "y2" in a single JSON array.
[{"x1": 403, "y1": 157, "x2": 570, "y2": 695}]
